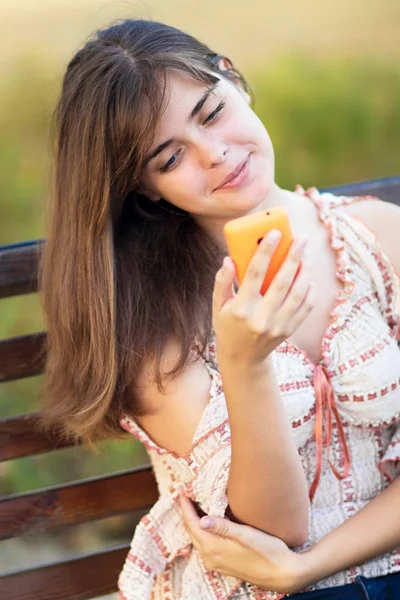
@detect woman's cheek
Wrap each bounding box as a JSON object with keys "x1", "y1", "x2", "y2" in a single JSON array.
[
  {"x1": 163, "y1": 167, "x2": 200, "y2": 205},
  {"x1": 179, "y1": 163, "x2": 203, "y2": 192}
]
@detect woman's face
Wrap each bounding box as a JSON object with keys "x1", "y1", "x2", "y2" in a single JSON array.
[{"x1": 140, "y1": 70, "x2": 275, "y2": 222}]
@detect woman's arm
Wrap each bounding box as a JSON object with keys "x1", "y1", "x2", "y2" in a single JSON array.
[
  {"x1": 219, "y1": 355, "x2": 309, "y2": 547},
  {"x1": 299, "y1": 475, "x2": 400, "y2": 587},
  {"x1": 180, "y1": 477, "x2": 400, "y2": 593},
  {"x1": 213, "y1": 235, "x2": 313, "y2": 547}
]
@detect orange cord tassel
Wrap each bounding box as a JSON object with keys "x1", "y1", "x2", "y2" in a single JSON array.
[{"x1": 309, "y1": 364, "x2": 351, "y2": 502}]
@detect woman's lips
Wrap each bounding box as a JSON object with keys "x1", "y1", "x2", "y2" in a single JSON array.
[{"x1": 216, "y1": 155, "x2": 251, "y2": 191}]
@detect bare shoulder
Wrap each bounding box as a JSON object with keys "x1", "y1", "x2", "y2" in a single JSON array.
[
  {"x1": 340, "y1": 197, "x2": 400, "y2": 273},
  {"x1": 134, "y1": 338, "x2": 213, "y2": 455}
]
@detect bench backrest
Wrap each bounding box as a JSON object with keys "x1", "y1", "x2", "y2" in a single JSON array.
[{"x1": 1, "y1": 176, "x2": 399, "y2": 600}]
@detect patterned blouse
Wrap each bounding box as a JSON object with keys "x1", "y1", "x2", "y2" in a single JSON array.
[{"x1": 118, "y1": 187, "x2": 400, "y2": 600}]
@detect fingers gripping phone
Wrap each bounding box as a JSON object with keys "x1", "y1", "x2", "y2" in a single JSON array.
[{"x1": 224, "y1": 207, "x2": 299, "y2": 296}]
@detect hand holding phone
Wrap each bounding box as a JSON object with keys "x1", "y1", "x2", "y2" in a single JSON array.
[
  {"x1": 224, "y1": 207, "x2": 298, "y2": 295},
  {"x1": 212, "y1": 208, "x2": 315, "y2": 366}
]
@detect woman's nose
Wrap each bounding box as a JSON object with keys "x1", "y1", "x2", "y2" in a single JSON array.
[{"x1": 197, "y1": 140, "x2": 227, "y2": 168}]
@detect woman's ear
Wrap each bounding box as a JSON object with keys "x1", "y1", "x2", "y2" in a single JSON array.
[
  {"x1": 146, "y1": 191, "x2": 161, "y2": 202},
  {"x1": 217, "y1": 57, "x2": 233, "y2": 72},
  {"x1": 137, "y1": 184, "x2": 161, "y2": 202}
]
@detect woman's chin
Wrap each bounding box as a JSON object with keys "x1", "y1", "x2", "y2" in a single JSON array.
[{"x1": 231, "y1": 184, "x2": 275, "y2": 215}]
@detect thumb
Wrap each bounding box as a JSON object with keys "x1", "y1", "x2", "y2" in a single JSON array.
[
  {"x1": 212, "y1": 256, "x2": 236, "y2": 314},
  {"x1": 199, "y1": 516, "x2": 249, "y2": 544}
]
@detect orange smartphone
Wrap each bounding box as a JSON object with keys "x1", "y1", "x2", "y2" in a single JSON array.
[{"x1": 224, "y1": 207, "x2": 297, "y2": 295}]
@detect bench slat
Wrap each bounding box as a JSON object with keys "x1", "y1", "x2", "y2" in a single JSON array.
[
  {"x1": 0, "y1": 242, "x2": 42, "y2": 299},
  {"x1": 0, "y1": 467, "x2": 157, "y2": 540},
  {"x1": 0, "y1": 413, "x2": 74, "y2": 462},
  {"x1": 0, "y1": 543, "x2": 129, "y2": 600},
  {"x1": 0, "y1": 333, "x2": 46, "y2": 383},
  {"x1": 322, "y1": 175, "x2": 400, "y2": 205}
]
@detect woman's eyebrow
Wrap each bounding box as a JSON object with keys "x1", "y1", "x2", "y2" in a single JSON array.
[
  {"x1": 145, "y1": 84, "x2": 218, "y2": 165},
  {"x1": 189, "y1": 84, "x2": 217, "y2": 121}
]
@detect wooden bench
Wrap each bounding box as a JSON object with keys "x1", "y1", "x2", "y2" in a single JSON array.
[{"x1": 1, "y1": 176, "x2": 399, "y2": 600}]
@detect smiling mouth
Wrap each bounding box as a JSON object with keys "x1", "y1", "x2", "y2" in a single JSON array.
[{"x1": 215, "y1": 155, "x2": 250, "y2": 191}]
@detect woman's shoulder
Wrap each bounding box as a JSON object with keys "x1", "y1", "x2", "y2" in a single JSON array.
[
  {"x1": 338, "y1": 196, "x2": 400, "y2": 275},
  {"x1": 129, "y1": 337, "x2": 214, "y2": 455},
  {"x1": 298, "y1": 184, "x2": 400, "y2": 278}
]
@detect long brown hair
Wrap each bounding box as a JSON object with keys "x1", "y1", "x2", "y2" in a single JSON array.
[{"x1": 39, "y1": 19, "x2": 250, "y2": 446}]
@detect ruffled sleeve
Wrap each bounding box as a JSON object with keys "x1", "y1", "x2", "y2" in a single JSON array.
[
  {"x1": 119, "y1": 355, "x2": 232, "y2": 512},
  {"x1": 118, "y1": 493, "x2": 191, "y2": 599},
  {"x1": 328, "y1": 192, "x2": 400, "y2": 339}
]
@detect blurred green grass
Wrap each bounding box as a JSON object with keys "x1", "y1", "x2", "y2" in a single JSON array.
[
  {"x1": 249, "y1": 57, "x2": 400, "y2": 187},
  {"x1": 1, "y1": 54, "x2": 400, "y2": 493}
]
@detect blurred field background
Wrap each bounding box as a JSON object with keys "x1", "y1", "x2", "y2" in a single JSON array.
[{"x1": 1, "y1": 0, "x2": 399, "y2": 589}]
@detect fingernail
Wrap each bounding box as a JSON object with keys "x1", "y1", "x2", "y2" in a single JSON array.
[
  {"x1": 267, "y1": 230, "x2": 281, "y2": 244},
  {"x1": 200, "y1": 517, "x2": 214, "y2": 530}
]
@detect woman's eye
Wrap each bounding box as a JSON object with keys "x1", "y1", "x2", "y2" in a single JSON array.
[
  {"x1": 160, "y1": 150, "x2": 181, "y2": 173},
  {"x1": 203, "y1": 101, "x2": 226, "y2": 125}
]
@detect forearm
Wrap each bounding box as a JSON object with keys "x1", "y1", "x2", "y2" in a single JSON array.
[
  {"x1": 219, "y1": 354, "x2": 309, "y2": 547},
  {"x1": 299, "y1": 477, "x2": 400, "y2": 588}
]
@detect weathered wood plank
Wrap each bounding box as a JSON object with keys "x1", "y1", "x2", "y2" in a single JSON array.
[
  {"x1": 0, "y1": 332, "x2": 46, "y2": 382},
  {"x1": 0, "y1": 413, "x2": 75, "y2": 461},
  {"x1": 0, "y1": 241, "x2": 43, "y2": 299},
  {"x1": 0, "y1": 543, "x2": 129, "y2": 600},
  {"x1": 0, "y1": 467, "x2": 157, "y2": 540}
]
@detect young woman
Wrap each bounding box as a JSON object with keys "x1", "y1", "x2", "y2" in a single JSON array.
[{"x1": 39, "y1": 18, "x2": 400, "y2": 600}]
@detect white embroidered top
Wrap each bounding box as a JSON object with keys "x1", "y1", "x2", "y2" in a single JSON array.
[{"x1": 118, "y1": 188, "x2": 400, "y2": 600}]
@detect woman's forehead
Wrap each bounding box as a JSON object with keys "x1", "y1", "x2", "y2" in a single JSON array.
[
  {"x1": 158, "y1": 71, "x2": 222, "y2": 126},
  {"x1": 164, "y1": 71, "x2": 216, "y2": 108}
]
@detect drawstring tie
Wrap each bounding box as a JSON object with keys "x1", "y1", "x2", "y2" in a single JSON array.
[{"x1": 309, "y1": 364, "x2": 351, "y2": 502}]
